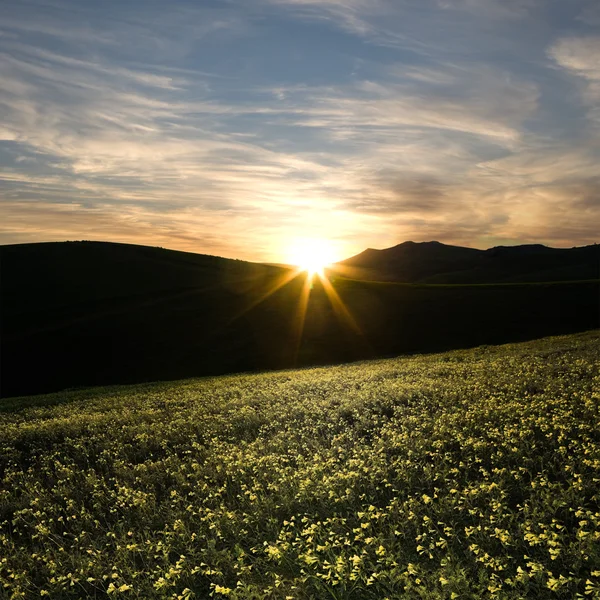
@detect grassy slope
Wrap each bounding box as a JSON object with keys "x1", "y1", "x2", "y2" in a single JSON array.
[
  {"x1": 2, "y1": 242, "x2": 599, "y2": 398},
  {"x1": 1, "y1": 331, "x2": 599, "y2": 599}
]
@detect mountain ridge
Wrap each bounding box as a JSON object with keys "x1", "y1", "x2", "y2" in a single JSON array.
[{"x1": 333, "y1": 240, "x2": 599, "y2": 283}]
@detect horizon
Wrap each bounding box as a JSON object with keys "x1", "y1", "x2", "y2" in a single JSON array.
[
  {"x1": 1, "y1": 0, "x2": 599, "y2": 262},
  {"x1": 1, "y1": 237, "x2": 597, "y2": 268}
]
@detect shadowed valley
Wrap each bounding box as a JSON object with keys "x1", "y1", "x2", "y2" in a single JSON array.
[{"x1": 1, "y1": 240, "x2": 599, "y2": 397}]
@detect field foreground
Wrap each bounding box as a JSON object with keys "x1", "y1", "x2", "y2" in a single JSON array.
[{"x1": 1, "y1": 332, "x2": 600, "y2": 599}]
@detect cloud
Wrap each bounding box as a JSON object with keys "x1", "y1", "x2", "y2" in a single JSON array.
[
  {"x1": 547, "y1": 177, "x2": 600, "y2": 210},
  {"x1": 258, "y1": 0, "x2": 436, "y2": 53},
  {"x1": 549, "y1": 36, "x2": 600, "y2": 80},
  {"x1": 438, "y1": 0, "x2": 538, "y2": 19},
  {"x1": 261, "y1": 0, "x2": 382, "y2": 35},
  {"x1": 260, "y1": 64, "x2": 541, "y2": 228},
  {"x1": 548, "y1": 36, "x2": 600, "y2": 125},
  {"x1": 271, "y1": 61, "x2": 539, "y2": 147},
  {"x1": 577, "y1": 4, "x2": 600, "y2": 26},
  {"x1": 344, "y1": 173, "x2": 450, "y2": 214},
  {"x1": 1, "y1": 0, "x2": 598, "y2": 258},
  {"x1": 0, "y1": 200, "x2": 237, "y2": 255},
  {"x1": 0, "y1": 37, "x2": 338, "y2": 259}
]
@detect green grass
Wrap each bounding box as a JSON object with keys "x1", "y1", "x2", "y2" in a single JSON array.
[{"x1": 1, "y1": 332, "x2": 600, "y2": 599}]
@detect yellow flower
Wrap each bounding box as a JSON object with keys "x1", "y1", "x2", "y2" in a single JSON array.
[{"x1": 214, "y1": 584, "x2": 232, "y2": 595}]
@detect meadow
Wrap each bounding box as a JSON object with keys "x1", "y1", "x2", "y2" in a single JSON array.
[{"x1": 1, "y1": 331, "x2": 599, "y2": 599}]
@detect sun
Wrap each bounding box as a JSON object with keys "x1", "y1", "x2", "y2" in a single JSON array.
[{"x1": 286, "y1": 238, "x2": 337, "y2": 277}]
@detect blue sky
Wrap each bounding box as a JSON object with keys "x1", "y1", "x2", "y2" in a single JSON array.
[{"x1": 1, "y1": 0, "x2": 599, "y2": 261}]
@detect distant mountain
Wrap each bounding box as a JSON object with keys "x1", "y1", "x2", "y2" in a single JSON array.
[{"x1": 332, "y1": 241, "x2": 600, "y2": 283}]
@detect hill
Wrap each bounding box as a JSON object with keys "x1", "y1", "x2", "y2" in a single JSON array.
[
  {"x1": 333, "y1": 240, "x2": 600, "y2": 283},
  {"x1": 1, "y1": 331, "x2": 599, "y2": 599},
  {"x1": 0, "y1": 240, "x2": 285, "y2": 313},
  {"x1": 1, "y1": 241, "x2": 599, "y2": 397}
]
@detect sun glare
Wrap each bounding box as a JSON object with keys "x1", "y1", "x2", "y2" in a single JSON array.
[{"x1": 287, "y1": 238, "x2": 337, "y2": 277}]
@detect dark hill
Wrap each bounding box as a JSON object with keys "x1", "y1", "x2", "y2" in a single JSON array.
[
  {"x1": 1, "y1": 241, "x2": 599, "y2": 398},
  {"x1": 1, "y1": 241, "x2": 282, "y2": 315},
  {"x1": 336, "y1": 241, "x2": 481, "y2": 282},
  {"x1": 333, "y1": 241, "x2": 600, "y2": 283}
]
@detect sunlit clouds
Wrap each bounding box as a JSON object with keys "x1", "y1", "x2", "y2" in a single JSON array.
[{"x1": 1, "y1": 0, "x2": 598, "y2": 260}]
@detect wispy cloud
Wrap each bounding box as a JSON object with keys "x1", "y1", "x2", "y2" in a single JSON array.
[
  {"x1": 549, "y1": 36, "x2": 600, "y2": 81},
  {"x1": 548, "y1": 35, "x2": 600, "y2": 125},
  {"x1": 0, "y1": 0, "x2": 598, "y2": 258},
  {"x1": 437, "y1": 0, "x2": 537, "y2": 20},
  {"x1": 577, "y1": 3, "x2": 600, "y2": 26}
]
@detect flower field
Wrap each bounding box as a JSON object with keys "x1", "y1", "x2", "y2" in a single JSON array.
[{"x1": 1, "y1": 331, "x2": 599, "y2": 599}]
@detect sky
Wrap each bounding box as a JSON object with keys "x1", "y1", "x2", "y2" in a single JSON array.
[{"x1": 1, "y1": 0, "x2": 599, "y2": 262}]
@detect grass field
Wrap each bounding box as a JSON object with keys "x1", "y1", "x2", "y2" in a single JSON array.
[{"x1": 1, "y1": 331, "x2": 600, "y2": 599}]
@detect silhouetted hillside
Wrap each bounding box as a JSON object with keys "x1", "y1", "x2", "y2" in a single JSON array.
[
  {"x1": 1, "y1": 241, "x2": 282, "y2": 315},
  {"x1": 1, "y1": 241, "x2": 599, "y2": 397},
  {"x1": 333, "y1": 241, "x2": 600, "y2": 283}
]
